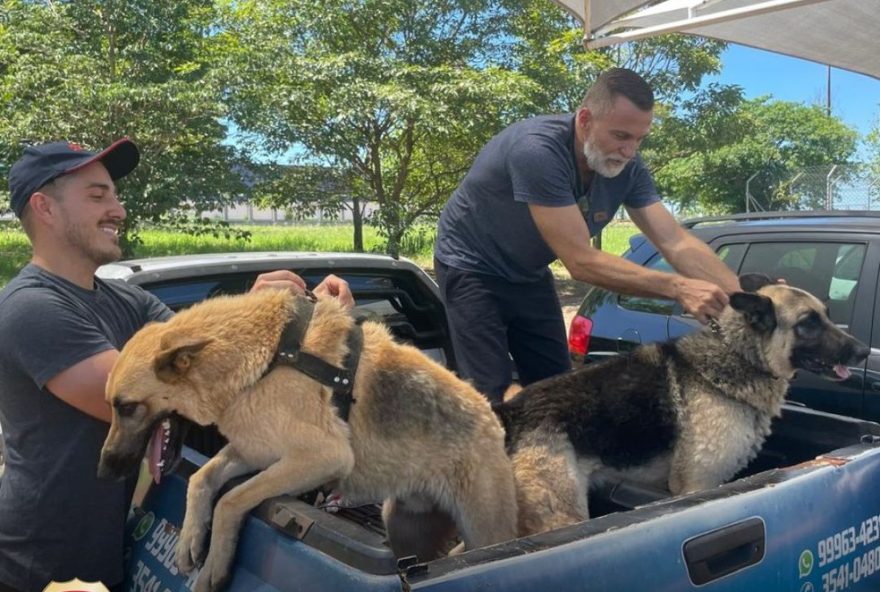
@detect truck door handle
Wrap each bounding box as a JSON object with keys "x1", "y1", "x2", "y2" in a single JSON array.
[{"x1": 683, "y1": 517, "x2": 765, "y2": 585}]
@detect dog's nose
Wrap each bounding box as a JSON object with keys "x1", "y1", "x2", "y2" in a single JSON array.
[{"x1": 847, "y1": 338, "x2": 871, "y2": 364}]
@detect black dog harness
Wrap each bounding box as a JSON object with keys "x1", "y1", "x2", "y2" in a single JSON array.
[{"x1": 268, "y1": 292, "x2": 364, "y2": 421}]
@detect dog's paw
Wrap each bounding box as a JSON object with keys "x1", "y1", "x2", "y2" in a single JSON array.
[
  {"x1": 319, "y1": 491, "x2": 345, "y2": 513},
  {"x1": 176, "y1": 524, "x2": 208, "y2": 573},
  {"x1": 193, "y1": 554, "x2": 231, "y2": 592}
]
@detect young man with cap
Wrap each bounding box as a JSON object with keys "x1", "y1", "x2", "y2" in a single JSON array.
[
  {"x1": 0, "y1": 138, "x2": 353, "y2": 591},
  {"x1": 434, "y1": 68, "x2": 740, "y2": 403}
]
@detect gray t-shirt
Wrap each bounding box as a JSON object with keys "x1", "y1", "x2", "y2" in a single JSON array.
[
  {"x1": 435, "y1": 113, "x2": 660, "y2": 283},
  {"x1": 0, "y1": 264, "x2": 172, "y2": 591}
]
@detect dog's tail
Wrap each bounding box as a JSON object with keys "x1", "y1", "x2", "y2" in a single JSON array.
[
  {"x1": 503, "y1": 382, "x2": 523, "y2": 401},
  {"x1": 490, "y1": 382, "x2": 522, "y2": 423},
  {"x1": 491, "y1": 382, "x2": 524, "y2": 447},
  {"x1": 491, "y1": 400, "x2": 514, "y2": 447}
]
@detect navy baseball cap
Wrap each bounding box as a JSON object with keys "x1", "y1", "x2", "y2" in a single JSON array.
[{"x1": 8, "y1": 138, "x2": 140, "y2": 218}]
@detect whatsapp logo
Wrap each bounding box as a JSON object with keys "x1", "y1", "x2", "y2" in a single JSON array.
[
  {"x1": 799, "y1": 549, "x2": 814, "y2": 578},
  {"x1": 132, "y1": 512, "x2": 155, "y2": 541}
]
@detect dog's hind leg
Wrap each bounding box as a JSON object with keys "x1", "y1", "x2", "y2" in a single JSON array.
[
  {"x1": 450, "y1": 444, "x2": 519, "y2": 550},
  {"x1": 383, "y1": 497, "x2": 459, "y2": 561},
  {"x1": 177, "y1": 444, "x2": 256, "y2": 575},
  {"x1": 510, "y1": 433, "x2": 589, "y2": 537},
  {"x1": 192, "y1": 438, "x2": 354, "y2": 592}
]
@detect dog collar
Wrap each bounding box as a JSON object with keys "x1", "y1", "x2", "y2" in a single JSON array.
[{"x1": 269, "y1": 291, "x2": 363, "y2": 422}]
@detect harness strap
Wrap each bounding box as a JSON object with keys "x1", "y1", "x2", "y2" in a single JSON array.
[{"x1": 271, "y1": 293, "x2": 363, "y2": 421}]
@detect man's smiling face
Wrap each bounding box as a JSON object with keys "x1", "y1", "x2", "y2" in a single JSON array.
[{"x1": 49, "y1": 161, "x2": 127, "y2": 265}]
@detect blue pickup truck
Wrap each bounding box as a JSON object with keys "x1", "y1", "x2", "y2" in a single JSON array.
[{"x1": 98, "y1": 252, "x2": 880, "y2": 592}]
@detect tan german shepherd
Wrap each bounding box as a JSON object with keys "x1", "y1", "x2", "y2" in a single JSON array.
[
  {"x1": 98, "y1": 290, "x2": 517, "y2": 592},
  {"x1": 495, "y1": 278, "x2": 870, "y2": 537}
]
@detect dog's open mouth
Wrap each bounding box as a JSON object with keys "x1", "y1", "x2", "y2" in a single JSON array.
[
  {"x1": 798, "y1": 358, "x2": 852, "y2": 381},
  {"x1": 147, "y1": 414, "x2": 185, "y2": 484}
]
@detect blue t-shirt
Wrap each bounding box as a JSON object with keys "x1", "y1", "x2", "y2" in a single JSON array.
[
  {"x1": 0, "y1": 264, "x2": 172, "y2": 591},
  {"x1": 435, "y1": 113, "x2": 660, "y2": 283}
]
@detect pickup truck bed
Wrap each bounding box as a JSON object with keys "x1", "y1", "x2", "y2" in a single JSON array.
[
  {"x1": 104, "y1": 253, "x2": 880, "y2": 592},
  {"x1": 126, "y1": 397, "x2": 880, "y2": 592}
]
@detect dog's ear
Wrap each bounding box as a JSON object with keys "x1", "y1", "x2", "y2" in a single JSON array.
[
  {"x1": 730, "y1": 292, "x2": 777, "y2": 333},
  {"x1": 738, "y1": 272, "x2": 776, "y2": 293},
  {"x1": 154, "y1": 335, "x2": 213, "y2": 383}
]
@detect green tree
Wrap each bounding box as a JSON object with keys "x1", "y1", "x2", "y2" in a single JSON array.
[
  {"x1": 649, "y1": 96, "x2": 859, "y2": 213},
  {"x1": 217, "y1": 0, "x2": 736, "y2": 255},
  {"x1": 249, "y1": 163, "x2": 368, "y2": 245},
  {"x1": 216, "y1": 0, "x2": 544, "y2": 256},
  {"x1": 0, "y1": 0, "x2": 246, "y2": 253},
  {"x1": 868, "y1": 118, "x2": 880, "y2": 207},
  {"x1": 505, "y1": 1, "x2": 728, "y2": 113}
]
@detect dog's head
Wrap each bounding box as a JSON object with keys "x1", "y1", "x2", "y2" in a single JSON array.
[
  {"x1": 97, "y1": 321, "x2": 216, "y2": 483},
  {"x1": 726, "y1": 275, "x2": 869, "y2": 380},
  {"x1": 97, "y1": 289, "x2": 336, "y2": 484}
]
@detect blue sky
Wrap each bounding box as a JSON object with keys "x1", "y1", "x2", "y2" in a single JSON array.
[{"x1": 708, "y1": 44, "x2": 880, "y2": 157}]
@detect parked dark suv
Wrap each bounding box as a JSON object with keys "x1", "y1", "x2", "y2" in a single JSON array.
[{"x1": 569, "y1": 211, "x2": 880, "y2": 422}]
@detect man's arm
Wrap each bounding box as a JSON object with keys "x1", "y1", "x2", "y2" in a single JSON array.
[
  {"x1": 627, "y1": 202, "x2": 741, "y2": 293},
  {"x1": 45, "y1": 349, "x2": 118, "y2": 423},
  {"x1": 529, "y1": 202, "x2": 729, "y2": 323}
]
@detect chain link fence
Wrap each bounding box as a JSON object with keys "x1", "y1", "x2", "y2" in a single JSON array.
[{"x1": 746, "y1": 164, "x2": 880, "y2": 212}]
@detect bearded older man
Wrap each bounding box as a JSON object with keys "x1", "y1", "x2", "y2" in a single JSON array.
[{"x1": 434, "y1": 67, "x2": 740, "y2": 403}]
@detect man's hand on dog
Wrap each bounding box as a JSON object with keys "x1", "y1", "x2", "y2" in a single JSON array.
[
  {"x1": 251, "y1": 270, "x2": 308, "y2": 294},
  {"x1": 674, "y1": 277, "x2": 730, "y2": 325},
  {"x1": 314, "y1": 274, "x2": 355, "y2": 309},
  {"x1": 250, "y1": 271, "x2": 355, "y2": 309}
]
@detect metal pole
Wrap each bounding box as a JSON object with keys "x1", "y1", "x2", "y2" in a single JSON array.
[
  {"x1": 826, "y1": 164, "x2": 837, "y2": 210},
  {"x1": 746, "y1": 171, "x2": 760, "y2": 213},
  {"x1": 826, "y1": 65, "x2": 831, "y2": 116},
  {"x1": 582, "y1": 0, "x2": 592, "y2": 45}
]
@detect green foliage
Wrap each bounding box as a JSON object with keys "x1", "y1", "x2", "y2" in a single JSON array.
[
  {"x1": 0, "y1": 0, "x2": 866, "y2": 244},
  {"x1": 216, "y1": 0, "x2": 545, "y2": 256},
  {"x1": 504, "y1": 0, "x2": 727, "y2": 112},
  {"x1": 0, "y1": 222, "x2": 30, "y2": 285},
  {"x1": 868, "y1": 120, "x2": 880, "y2": 205},
  {"x1": 0, "y1": 0, "x2": 245, "y2": 253},
  {"x1": 649, "y1": 97, "x2": 859, "y2": 212}
]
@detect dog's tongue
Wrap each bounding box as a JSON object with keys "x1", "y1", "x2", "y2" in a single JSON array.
[
  {"x1": 834, "y1": 364, "x2": 851, "y2": 380},
  {"x1": 148, "y1": 423, "x2": 165, "y2": 485}
]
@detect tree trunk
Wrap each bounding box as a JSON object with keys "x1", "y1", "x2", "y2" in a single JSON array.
[
  {"x1": 351, "y1": 195, "x2": 364, "y2": 252},
  {"x1": 385, "y1": 227, "x2": 401, "y2": 259}
]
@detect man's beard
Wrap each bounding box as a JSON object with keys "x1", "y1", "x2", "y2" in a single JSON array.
[
  {"x1": 63, "y1": 218, "x2": 122, "y2": 266},
  {"x1": 583, "y1": 139, "x2": 628, "y2": 178}
]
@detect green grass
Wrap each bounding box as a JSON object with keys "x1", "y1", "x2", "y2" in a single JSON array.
[
  {"x1": 597, "y1": 222, "x2": 638, "y2": 256},
  {"x1": 0, "y1": 221, "x2": 640, "y2": 287},
  {"x1": 549, "y1": 222, "x2": 639, "y2": 277},
  {"x1": 0, "y1": 228, "x2": 31, "y2": 287},
  {"x1": 135, "y1": 224, "x2": 387, "y2": 257}
]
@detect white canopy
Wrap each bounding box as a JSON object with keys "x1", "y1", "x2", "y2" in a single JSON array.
[
  {"x1": 557, "y1": 0, "x2": 879, "y2": 80},
  {"x1": 552, "y1": 0, "x2": 653, "y2": 29}
]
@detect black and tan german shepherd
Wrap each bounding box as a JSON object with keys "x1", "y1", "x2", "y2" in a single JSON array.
[{"x1": 496, "y1": 275, "x2": 870, "y2": 536}]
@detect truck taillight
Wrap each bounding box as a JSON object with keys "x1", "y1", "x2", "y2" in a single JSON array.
[{"x1": 568, "y1": 315, "x2": 593, "y2": 355}]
